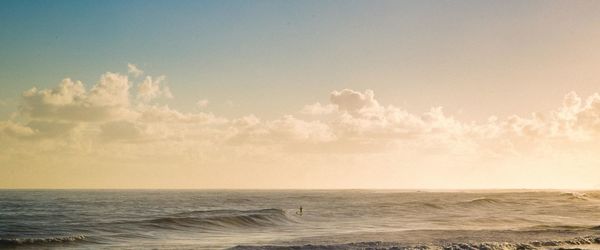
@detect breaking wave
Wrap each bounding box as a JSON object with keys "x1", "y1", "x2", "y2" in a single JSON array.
[
  {"x1": 560, "y1": 192, "x2": 586, "y2": 200},
  {"x1": 232, "y1": 235, "x2": 600, "y2": 250},
  {"x1": 134, "y1": 208, "x2": 294, "y2": 230},
  {"x1": 0, "y1": 235, "x2": 87, "y2": 247},
  {"x1": 559, "y1": 192, "x2": 599, "y2": 201}
]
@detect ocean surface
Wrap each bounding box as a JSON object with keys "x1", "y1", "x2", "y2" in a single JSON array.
[{"x1": 2, "y1": 190, "x2": 600, "y2": 249}]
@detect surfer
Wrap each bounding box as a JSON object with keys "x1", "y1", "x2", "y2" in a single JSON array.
[{"x1": 296, "y1": 206, "x2": 303, "y2": 215}]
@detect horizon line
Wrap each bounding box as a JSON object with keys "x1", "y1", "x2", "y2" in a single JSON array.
[{"x1": 1, "y1": 188, "x2": 598, "y2": 192}]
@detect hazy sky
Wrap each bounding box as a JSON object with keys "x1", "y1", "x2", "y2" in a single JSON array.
[{"x1": 1, "y1": 0, "x2": 600, "y2": 189}]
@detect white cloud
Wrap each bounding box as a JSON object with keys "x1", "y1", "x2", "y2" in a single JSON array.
[
  {"x1": 137, "y1": 104, "x2": 225, "y2": 124},
  {"x1": 127, "y1": 63, "x2": 144, "y2": 78},
  {"x1": 4, "y1": 64, "x2": 600, "y2": 188},
  {"x1": 137, "y1": 75, "x2": 172, "y2": 102},
  {"x1": 11, "y1": 68, "x2": 600, "y2": 158},
  {"x1": 12, "y1": 72, "x2": 600, "y2": 157},
  {"x1": 22, "y1": 78, "x2": 86, "y2": 106},
  {"x1": 88, "y1": 72, "x2": 130, "y2": 106},
  {"x1": 270, "y1": 115, "x2": 336, "y2": 143},
  {"x1": 20, "y1": 74, "x2": 132, "y2": 123}
]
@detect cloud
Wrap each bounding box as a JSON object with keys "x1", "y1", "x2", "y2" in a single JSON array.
[
  {"x1": 11, "y1": 70, "x2": 600, "y2": 157},
  {"x1": 137, "y1": 75, "x2": 172, "y2": 102},
  {"x1": 4, "y1": 64, "x2": 600, "y2": 188},
  {"x1": 138, "y1": 104, "x2": 225, "y2": 124},
  {"x1": 570, "y1": 93, "x2": 600, "y2": 135},
  {"x1": 485, "y1": 91, "x2": 600, "y2": 143},
  {"x1": 10, "y1": 67, "x2": 600, "y2": 158},
  {"x1": 100, "y1": 120, "x2": 145, "y2": 142},
  {"x1": 0, "y1": 121, "x2": 36, "y2": 138},
  {"x1": 330, "y1": 89, "x2": 380, "y2": 113},
  {"x1": 23, "y1": 78, "x2": 86, "y2": 106},
  {"x1": 88, "y1": 72, "x2": 131, "y2": 107},
  {"x1": 269, "y1": 115, "x2": 336, "y2": 143},
  {"x1": 127, "y1": 63, "x2": 144, "y2": 78},
  {"x1": 20, "y1": 74, "x2": 132, "y2": 122},
  {"x1": 26, "y1": 120, "x2": 79, "y2": 138},
  {"x1": 320, "y1": 89, "x2": 429, "y2": 141}
]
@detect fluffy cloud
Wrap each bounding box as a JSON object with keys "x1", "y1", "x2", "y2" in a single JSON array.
[
  {"x1": 8, "y1": 69, "x2": 600, "y2": 156},
  {"x1": 137, "y1": 75, "x2": 172, "y2": 102},
  {"x1": 490, "y1": 92, "x2": 600, "y2": 142},
  {"x1": 3, "y1": 65, "x2": 600, "y2": 188},
  {"x1": 330, "y1": 89, "x2": 380, "y2": 113},
  {"x1": 20, "y1": 74, "x2": 132, "y2": 123},
  {"x1": 301, "y1": 89, "x2": 600, "y2": 157},
  {"x1": 88, "y1": 72, "x2": 131, "y2": 107},
  {"x1": 565, "y1": 93, "x2": 600, "y2": 136}
]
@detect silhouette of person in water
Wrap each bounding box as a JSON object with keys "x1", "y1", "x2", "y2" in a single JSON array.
[{"x1": 297, "y1": 206, "x2": 303, "y2": 215}]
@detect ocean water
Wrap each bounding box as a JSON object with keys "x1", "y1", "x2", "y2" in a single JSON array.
[{"x1": 2, "y1": 190, "x2": 600, "y2": 249}]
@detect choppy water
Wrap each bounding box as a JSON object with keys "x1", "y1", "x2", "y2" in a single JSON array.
[{"x1": 2, "y1": 190, "x2": 600, "y2": 249}]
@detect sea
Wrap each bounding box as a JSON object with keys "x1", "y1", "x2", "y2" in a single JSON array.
[{"x1": 1, "y1": 190, "x2": 600, "y2": 249}]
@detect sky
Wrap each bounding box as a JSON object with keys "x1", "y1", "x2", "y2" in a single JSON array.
[{"x1": 1, "y1": 0, "x2": 600, "y2": 189}]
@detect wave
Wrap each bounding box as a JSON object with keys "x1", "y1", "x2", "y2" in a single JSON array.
[
  {"x1": 0, "y1": 235, "x2": 86, "y2": 247},
  {"x1": 135, "y1": 208, "x2": 294, "y2": 230},
  {"x1": 559, "y1": 192, "x2": 597, "y2": 201},
  {"x1": 584, "y1": 191, "x2": 600, "y2": 199},
  {"x1": 398, "y1": 199, "x2": 509, "y2": 209},
  {"x1": 231, "y1": 235, "x2": 600, "y2": 250},
  {"x1": 522, "y1": 224, "x2": 600, "y2": 231},
  {"x1": 456, "y1": 198, "x2": 505, "y2": 207},
  {"x1": 558, "y1": 191, "x2": 600, "y2": 201}
]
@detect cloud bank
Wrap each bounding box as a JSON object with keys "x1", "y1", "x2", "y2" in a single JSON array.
[{"x1": 2, "y1": 65, "x2": 600, "y2": 188}]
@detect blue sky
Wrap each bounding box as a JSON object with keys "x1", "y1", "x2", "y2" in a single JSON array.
[{"x1": 4, "y1": 0, "x2": 600, "y2": 121}]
